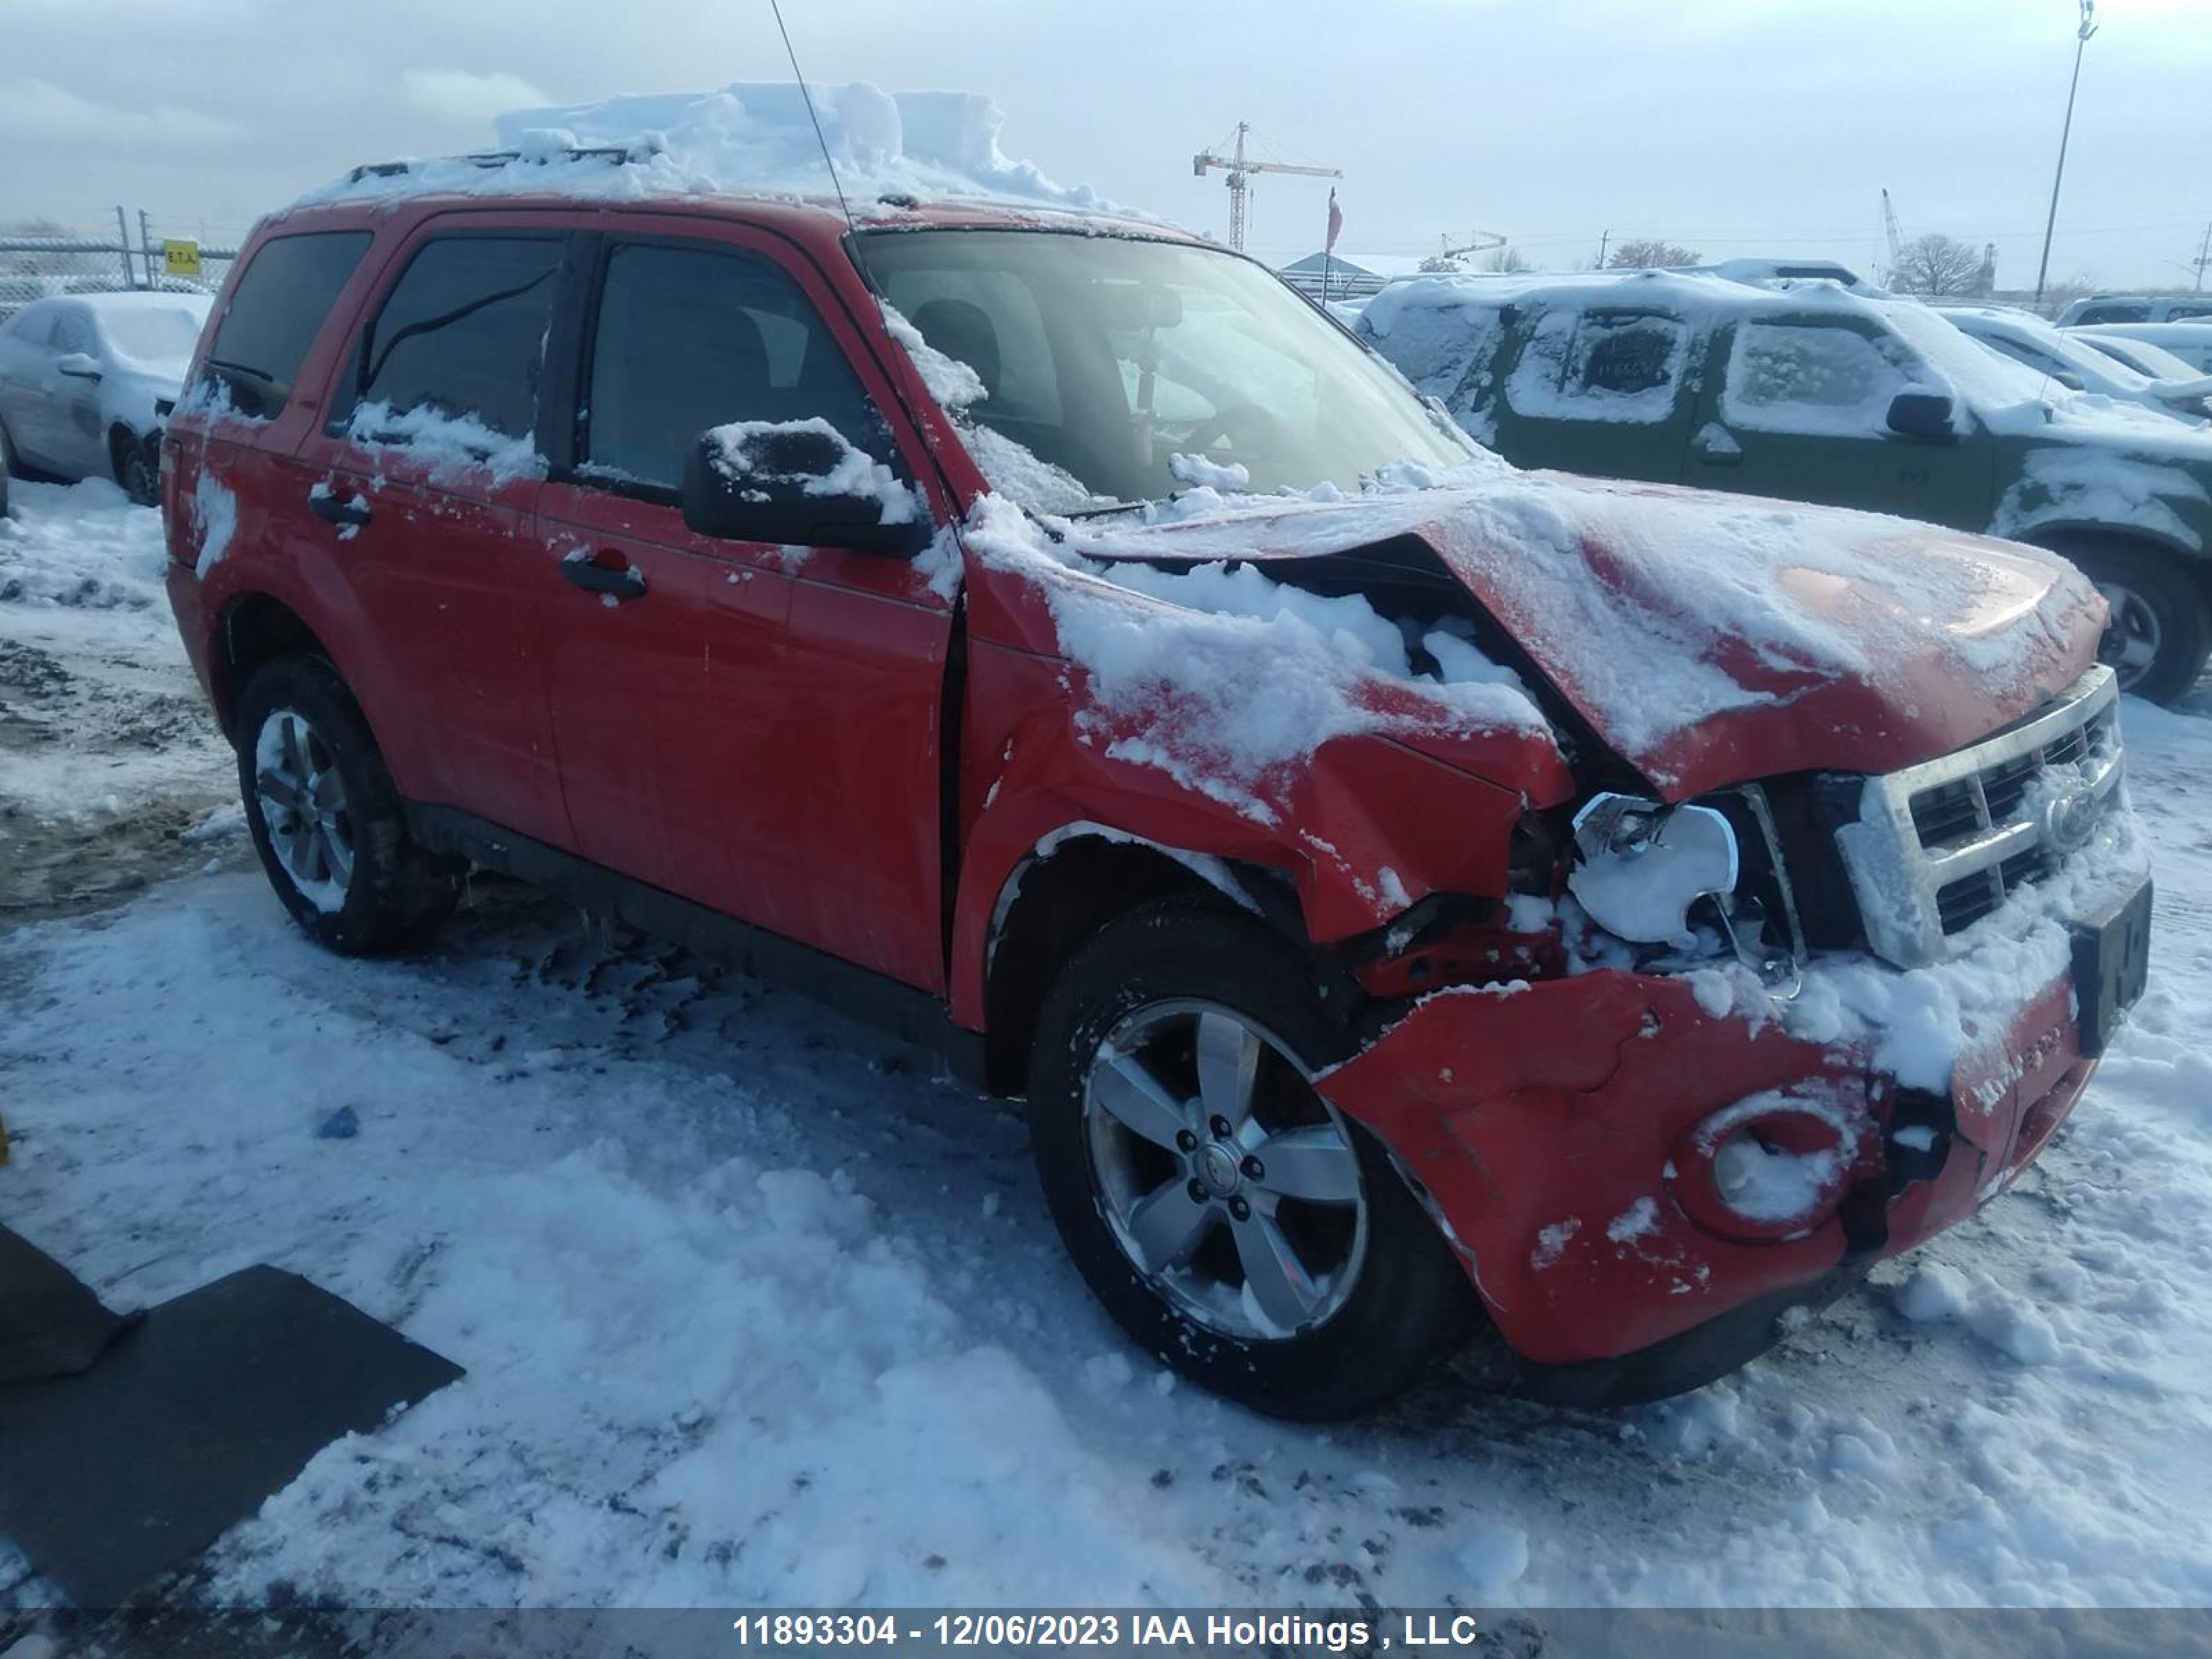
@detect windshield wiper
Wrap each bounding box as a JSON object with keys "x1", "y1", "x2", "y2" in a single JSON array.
[
  {"x1": 1060, "y1": 500, "x2": 1152, "y2": 521},
  {"x1": 204, "y1": 357, "x2": 274, "y2": 382}
]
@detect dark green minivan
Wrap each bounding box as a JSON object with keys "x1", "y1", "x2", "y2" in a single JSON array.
[{"x1": 1357, "y1": 271, "x2": 2212, "y2": 702}]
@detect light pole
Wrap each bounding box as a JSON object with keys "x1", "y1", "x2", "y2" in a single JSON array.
[{"x1": 2034, "y1": 0, "x2": 2098, "y2": 311}]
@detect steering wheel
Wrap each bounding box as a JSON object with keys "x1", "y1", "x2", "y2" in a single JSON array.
[{"x1": 1175, "y1": 402, "x2": 1284, "y2": 458}]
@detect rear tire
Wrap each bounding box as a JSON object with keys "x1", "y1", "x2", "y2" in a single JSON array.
[
  {"x1": 113, "y1": 428, "x2": 159, "y2": 508},
  {"x1": 1027, "y1": 897, "x2": 1476, "y2": 1420},
  {"x1": 2059, "y1": 540, "x2": 2211, "y2": 704},
  {"x1": 234, "y1": 653, "x2": 461, "y2": 955}
]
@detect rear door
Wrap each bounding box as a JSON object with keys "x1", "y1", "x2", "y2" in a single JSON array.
[
  {"x1": 290, "y1": 222, "x2": 573, "y2": 848},
  {"x1": 1490, "y1": 304, "x2": 1700, "y2": 482},
  {"x1": 1685, "y1": 315, "x2": 1987, "y2": 529},
  {"x1": 535, "y1": 220, "x2": 958, "y2": 991}
]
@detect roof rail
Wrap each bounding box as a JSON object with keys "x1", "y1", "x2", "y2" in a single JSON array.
[{"x1": 344, "y1": 140, "x2": 663, "y2": 185}]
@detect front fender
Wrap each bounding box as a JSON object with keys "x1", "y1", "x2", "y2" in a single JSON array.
[{"x1": 947, "y1": 637, "x2": 1536, "y2": 1029}]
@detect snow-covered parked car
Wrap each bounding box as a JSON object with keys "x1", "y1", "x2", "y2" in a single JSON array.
[
  {"x1": 1942, "y1": 303, "x2": 2212, "y2": 425},
  {"x1": 2065, "y1": 321, "x2": 2212, "y2": 377},
  {"x1": 1356, "y1": 270, "x2": 2212, "y2": 702},
  {"x1": 160, "y1": 101, "x2": 2150, "y2": 1421},
  {"x1": 0, "y1": 291, "x2": 214, "y2": 506}
]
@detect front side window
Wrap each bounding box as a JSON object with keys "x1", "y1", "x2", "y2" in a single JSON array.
[
  {"x1": 857, "y1": 228, "x2": 1473, "y2": 514},
  {"x1": 198, "y1": 231, "x2": 371, "y2": 418},
  {"x1": 1722, "y1": 321, "x2": 1912, "y2": 436},
  {"x1": 582, "y1": 241, "x2": 890, "y2": 492},
  {"x1": 347, "y1": 236, "x2": 562, "y2": 441},
  {"x1": 2077, "y1": 303, "x2": 2150, "y2": 325},
  {"x1": 50, "y1": 311, "x2": 94, "y2": 358}
]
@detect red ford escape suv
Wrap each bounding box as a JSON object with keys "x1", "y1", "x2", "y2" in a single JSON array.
[{"x1": 162, "y1": 145, "x2": 2151, "y2": 1420}]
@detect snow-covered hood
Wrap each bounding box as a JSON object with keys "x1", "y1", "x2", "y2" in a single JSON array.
[{"x1": 1063, "y1": 471, "x2": 2103, "y2": 800}]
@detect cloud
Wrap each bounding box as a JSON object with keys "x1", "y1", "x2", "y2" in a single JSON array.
[
  {"x1": 0, "y1": 79, "x2": 249, "y2": 148},
  {"x1": 402, "y1": 68, "x2": 554, "y2": 127}
]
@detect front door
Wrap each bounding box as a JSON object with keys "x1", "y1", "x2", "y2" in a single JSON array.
[
  {"x1": 535, "y1": 223, "x2": 959, "y2": 993},
  {"x1": 290, "y1": 225, "x2": 572, "y2": 848},
  {"x1": 1683, "y1": 316, "x2": 1989, "y2": 530}
]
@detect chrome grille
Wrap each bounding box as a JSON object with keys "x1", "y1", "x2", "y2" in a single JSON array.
[{"x1": 1835, "y1": 667, "x2": 2124, "y2": 968}]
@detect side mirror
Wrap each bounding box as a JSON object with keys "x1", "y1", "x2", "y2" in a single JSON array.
[
  {"x1": 679, "y1": 421, "x2": 925, "y2": 556},
  {"x1": 1885, "y1": 389, "x2": 1958, "y2": 443},
  {"x1": 56, "y1": 352, "x2": 102, "y2": 381},
  {"x1": 2052, "y1": 370, "x2": 2086, "y2": 391}
]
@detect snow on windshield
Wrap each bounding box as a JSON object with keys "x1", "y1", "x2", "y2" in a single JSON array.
[
  {"x1": 298, "y1": 83, "x2": 1118, "y2": 216},
  {"x1": 93, "y1": 295, "x2": 212, "y2": 373}
]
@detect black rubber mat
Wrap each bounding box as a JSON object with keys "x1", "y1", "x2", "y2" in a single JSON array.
[
  {"x1": 0, "y1": 1227, "x2": 133, "y2": 1382},
  {"x1": 0, "y1": 1262, "x2": 462, "y2": 1609}
]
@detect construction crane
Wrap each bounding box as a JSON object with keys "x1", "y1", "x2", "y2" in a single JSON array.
[
  {"x1": 1882, "y1": 187, "x2": 1906, "y2": 279},
  {"x1": 1192, "y1": 122, "x2": 1340, "y2": 252},
  {"x1": 1419, "y1": 229, "x2": 1508, "y2": 274}
]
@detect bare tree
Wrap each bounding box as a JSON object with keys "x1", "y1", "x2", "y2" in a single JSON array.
[
  {"x1": 1607, "y1": 238, "x2": 1700, "y2": 270},
  {"x1": 1888, "y1": 234, "x2": 1985, "y2": 297},
  {"x1": 1481, "y1": 244, "x2": 1530, "y2": 274}
]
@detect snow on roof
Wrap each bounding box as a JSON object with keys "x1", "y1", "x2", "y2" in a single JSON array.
[{"x1": 296, "y1": 82, "x2": 1127, "y2": 221}]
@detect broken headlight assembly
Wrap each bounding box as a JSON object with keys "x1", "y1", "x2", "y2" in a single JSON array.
[{"x1": 1568, "y1": 789, "x2": 1803, "y2": 991}]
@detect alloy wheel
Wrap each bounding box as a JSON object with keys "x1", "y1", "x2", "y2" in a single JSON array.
[
  {"x1": 254, "y1": 707, "x2": 355, "y2": 904},
  {"x1": 2095, "y1": 579, "x2": 2162, "y2": 690},
  {"x1": 1082, "y1": 999, "x2": 1368, "y2": 1341}
]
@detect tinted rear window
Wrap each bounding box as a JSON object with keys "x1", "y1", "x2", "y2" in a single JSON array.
[
  {"x1": 199, "y1": 231, "x2": 372, "y2": 418},
  {"x1": 346, "y1": 236, "x2": 562, "y2": 440}
]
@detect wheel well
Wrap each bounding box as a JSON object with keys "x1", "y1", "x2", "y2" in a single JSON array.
[
  {"x1": 2029, "y1": 527, "x2": 2212, "y2": 601},
  {"x1": 213, "y1": 594, "x2": 330, "y2": 737},
  {"x1": 982, "y1": 836, "x2": 1273, "y2": 1097}
]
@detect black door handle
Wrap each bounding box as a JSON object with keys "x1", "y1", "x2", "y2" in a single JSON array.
[
  {"x1": 560, "y1": 550, "x2": 648, "y2": 601},
  {"x1": 309, "y1": 488, "x2": 372, "y2": 527}
]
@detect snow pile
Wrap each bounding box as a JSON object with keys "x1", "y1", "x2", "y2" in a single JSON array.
[
  {"x1": 1993, "y1": 445, "x2": 2209, "y2": 552},
  {"x1": 299, "y1": 84, "x2": 1113, "y2": 218},
  {"x1": 704, "y1": 417, "x2": 920, "y2": 525},
  {"x1": 341, "y1": 400, "x2": 546, "y2": 486},
  {"x1": 0, "y1": 477, "x2": 167, "y2": 610},
  {"x1": 959, "y1": 494, "x2": 1550, "y2": 823}
]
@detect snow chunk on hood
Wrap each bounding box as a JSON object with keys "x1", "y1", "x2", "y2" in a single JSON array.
[{"x1": 299, "y1": 84, "x2": 1116, "y2": 216}]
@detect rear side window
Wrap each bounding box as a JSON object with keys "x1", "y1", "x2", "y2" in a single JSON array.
[
  {"x1": 2168, "y1": 304, "x2": 2212, "y2": 321},
  {"x1": 346, "y1": 236, "x2": 563, "y2": 442},
  {"x1": 2075, "y1": 303, "x2": 2150, "y2": 325},
  {"x1": 198, "y1": 231, "x2": 371, "y2": 418},
  {"x1": 1508, "y1": 308, "x2": 1688, "y2": 424},
  {"x1": 581, "y1": 241, "x2": 888, "y2": 491}
]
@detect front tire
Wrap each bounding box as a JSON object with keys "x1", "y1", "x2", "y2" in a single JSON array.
[
  {"x1": 2061, "y1": 541, "x2": 2211, "y2": 704},
  {"x1": 1027, "y1": 898, "x2": 1475, "y2": 1420},
  {"x1": 234, "y1": 653, "x2": 461, "y2": 955}
]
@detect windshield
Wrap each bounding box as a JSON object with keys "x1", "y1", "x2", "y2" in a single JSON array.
[
  {"x1": 1880, "y1": 302, "x2": 2061, "y2": 412},
  {"x1": 97, "y1": 302, "x2": 209, "y2": 368},
  {"x1": 857, "y1": 228, "x2": 1474, "y2": 513}
]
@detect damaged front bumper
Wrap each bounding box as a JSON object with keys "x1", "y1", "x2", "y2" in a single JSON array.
[{"x1": 1318, "y1": 877, "x2": 2150, "y2": 1404}]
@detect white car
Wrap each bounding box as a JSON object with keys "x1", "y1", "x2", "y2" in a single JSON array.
[
  {"x1": 1944, "y1": 303, "x2": 2212, "y2": 424},
  {"x1": 2065, "y1": 321, "x2": 2212, "y2": 376},
  {"x1": 0, "y1": 291, "x2": 213, "y2": 505},
  {"x1": 2056, "y1": 293, "x2": 2212, "y2": 326}
]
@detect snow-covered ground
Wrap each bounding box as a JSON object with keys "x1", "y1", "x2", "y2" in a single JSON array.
[{"x1": 4, "y1": 480, "x2": 2212, "y2": 1612}]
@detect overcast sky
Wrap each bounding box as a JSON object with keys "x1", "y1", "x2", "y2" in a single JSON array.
[{"x1": 3, "y1": 0, "x2": 2206, "y2": 290}]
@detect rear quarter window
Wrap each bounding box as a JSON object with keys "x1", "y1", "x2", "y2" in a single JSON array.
[{"x1": 196, "y1": 231, "x2": 373, "y2": 418}]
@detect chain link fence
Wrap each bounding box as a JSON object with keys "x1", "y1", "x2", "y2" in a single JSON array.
[{"x1": 0, "y1": 213, "x2": 241, "y2": 321}]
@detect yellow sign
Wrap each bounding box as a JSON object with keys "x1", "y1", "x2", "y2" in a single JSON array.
[{"x1": 162, "y1": 238, "x2": 202, "y2": 278}]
